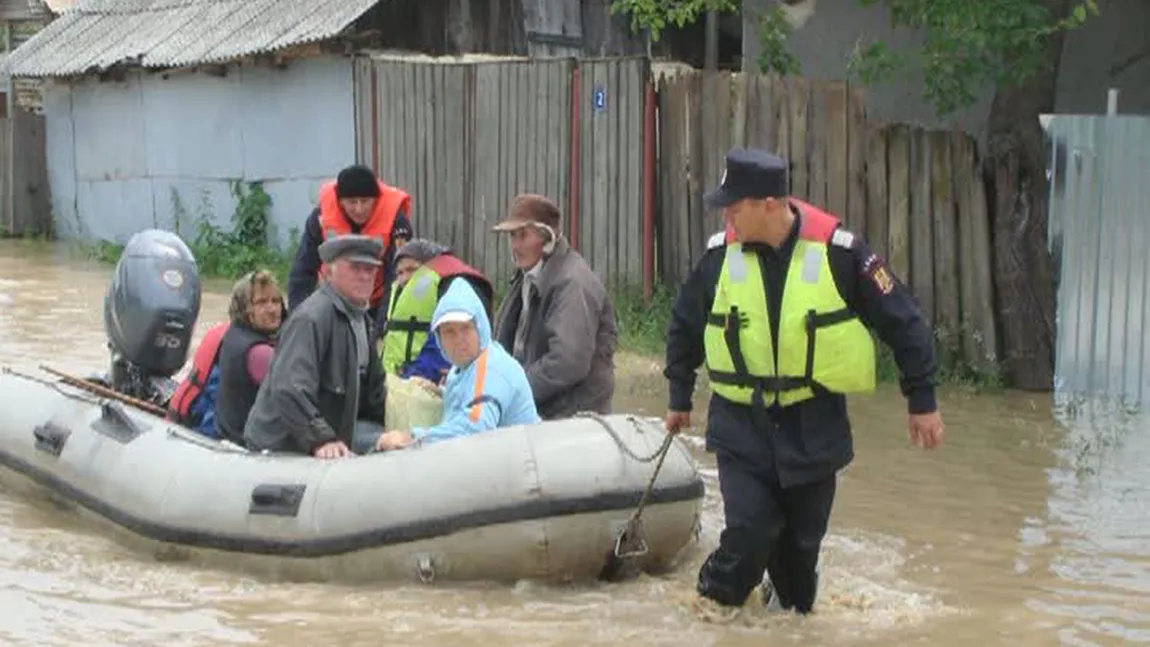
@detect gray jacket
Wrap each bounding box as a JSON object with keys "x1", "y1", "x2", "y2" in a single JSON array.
[
  {"x1": 244, "y1": 282, "x2": 387, "y2": 454},
  {"x1": 493, "y1": 238, "x2": 617, "y2": 419}
]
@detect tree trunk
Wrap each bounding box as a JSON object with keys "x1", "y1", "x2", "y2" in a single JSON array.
[{"x1": 984, "y1": 0, "x2": 1070, "y2": 391}]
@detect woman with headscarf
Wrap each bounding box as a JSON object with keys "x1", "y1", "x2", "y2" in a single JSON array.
[
  {"x1": 379, "y1": 238, "x2": 494, "y2": 387},
  {"x1": 213, "y1": 269, "x2": 287, "y2": 446}
]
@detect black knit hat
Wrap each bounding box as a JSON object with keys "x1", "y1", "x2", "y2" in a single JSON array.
[{"x1": 336, "y1": 164, "x2": 381, "y2": 199}]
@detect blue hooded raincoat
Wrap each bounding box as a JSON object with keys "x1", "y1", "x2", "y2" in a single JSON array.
[{"x1": 411, "y1": 278, "x2": 540, "y2": 444}]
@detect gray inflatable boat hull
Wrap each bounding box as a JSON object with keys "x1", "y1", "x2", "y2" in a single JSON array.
[{"x1": 0, "y1": 371, "x2": 704, "y2": 583}]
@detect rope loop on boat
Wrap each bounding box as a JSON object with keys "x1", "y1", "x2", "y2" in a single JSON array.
[
  {"x1": 574, "y1": 411, "x2": 673, "y2": 463},
  {"x1": 2, "y1": 366, "x2": 104, "y2": 406}
]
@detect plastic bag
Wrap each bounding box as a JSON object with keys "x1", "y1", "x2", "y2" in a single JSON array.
[{"x1": 385, "y1": 373, "x2": 444, "y2": 430}]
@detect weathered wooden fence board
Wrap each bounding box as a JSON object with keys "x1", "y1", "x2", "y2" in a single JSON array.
[
  {"x1": 846, "y1": 89, "x2": 867, "y2": 234},
  {"x1": 656, "y1": 74, "x2": 690, "y2": 287},
  {"x1": 887, "y1": 124, "x2": 911, "y2": 284},
  {"x1": 823, "y1": 84, "x2": 848, "y2": 222},
  {"x1": 0, "y1": 110, "x2": 50, "y2": 237},
  {"x1": 954, "y1": 135, "x2": 998, "y2": 372},
  {"x1": 0, "y1": 119, "x2": 9, "y2": 235},
  {"x1": 787, "y1": 78, "x2": 809, "y2": 202},
  {"x1": 930, "y1": 131, "x2": 960, "y2": 359},
  {"x1": 807, "y1": 85, "x2": 828, "y2": 209},
  {"x1": 864, "y1": 126, "x2": 888, "y2": 261},
  {"x1": 909, "y1": 128, "x2": 934, "y2": 323},
  {"x1": 578, "y1": 57, "x2": 647, "y2": 291}
]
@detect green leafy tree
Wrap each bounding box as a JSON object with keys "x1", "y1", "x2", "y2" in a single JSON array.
[
  {"x1": 847, "y1": 0, "x2": 1098, "y2": 116},
  {"x1": 609, "y1": 0, "x2": 737, "y2": 43}
]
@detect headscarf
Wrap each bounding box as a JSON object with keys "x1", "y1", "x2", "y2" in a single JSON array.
[{"x1": 395, "y1": 238, "x2": 451, "y2": 264}]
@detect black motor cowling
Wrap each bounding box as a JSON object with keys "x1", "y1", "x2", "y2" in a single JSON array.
[{"x1": 103, "y1": 229, "x2": 202, "y2": 387}]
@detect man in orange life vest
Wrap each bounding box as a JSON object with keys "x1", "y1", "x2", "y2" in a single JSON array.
[
  {"x1": 286, "y1": 164, "x2": 413, "y2": 334},
  {"x1": 663, "y1": 148, "x2": 945, "y2": 618}
]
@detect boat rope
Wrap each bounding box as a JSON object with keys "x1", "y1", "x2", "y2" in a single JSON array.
[
  {"x1": 2, "y1": 366, "x2": 105, "y2": 407},
  {"x1": 628, "y1": 432, "x2": 674, "y2": 522},
  {"x1": 574, "y1": 411, "x2": 671, "y2": 463},
  {"x1": 598, "y1": 424, "x2": 676, "y2": 578}
]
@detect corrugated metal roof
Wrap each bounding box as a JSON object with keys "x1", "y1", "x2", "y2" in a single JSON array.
[
  {"x1": 3, "y1": 0, "x2": 379, "y2": 78},
  {"x1": 42, "y1": 0, "x2": 77, "y2": 13}
]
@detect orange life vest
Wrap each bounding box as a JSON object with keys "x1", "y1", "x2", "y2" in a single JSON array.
[
  {"x1": 722, "y1": 198, "x2": 836, "y2": 244},
  {"x1": 168, "y1": 321, "x2": 230, "y2": 423},
  {"x1": 316, "y1": 179, "x2": 412, "y2": 307},
  {"x1": 423, "y1": 254, "x2": 494, "y2": 306}
]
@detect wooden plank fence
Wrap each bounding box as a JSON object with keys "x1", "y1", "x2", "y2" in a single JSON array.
[
  {"x1": 354, "y1": 55, "x2": 651, "y2": 290},
  {"x1": 0, "y1": 108, "x2": 50, "y2": 237},
  {"x1": 353, "y1": 57, "x2": 1000, "y2": 372},
  {"x1": 657, "y1": 71, "x2": 998, "y2": 372}
]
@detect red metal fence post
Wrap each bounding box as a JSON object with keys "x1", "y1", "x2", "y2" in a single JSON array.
[{"x1": 642, "y1": 73, "x2": 656, "y2": 302}]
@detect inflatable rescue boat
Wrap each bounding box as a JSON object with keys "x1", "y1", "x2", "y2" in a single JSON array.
[
  {"x1": 0, "y1": 230, "x2": 704, "y2": 583},
  {"x1": 0, "y1": 370, "x2": 703, "y2": 583}
]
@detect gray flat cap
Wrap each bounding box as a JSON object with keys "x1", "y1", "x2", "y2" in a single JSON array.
[{"x1": 318, "y1": 233, "x2": 384, "y2": 266}]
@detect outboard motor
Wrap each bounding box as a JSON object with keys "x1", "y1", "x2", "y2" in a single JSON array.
[{"x1": 102, "y1": 229, "x2": 202, "y2": 405}]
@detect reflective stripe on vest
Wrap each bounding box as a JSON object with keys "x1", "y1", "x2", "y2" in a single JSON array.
[
  {"x1": 316, "y1": 179, "x2": 411, "y2": 306},
  {"x1": 702, "y1": 205, "x2": 876, "y2": 407},
  {"x1": 167, "y1": 321, "x2": 230, "y2": 422},
  {"x1": 380, "y1": 266, "x2": 439, "y2": 374}
]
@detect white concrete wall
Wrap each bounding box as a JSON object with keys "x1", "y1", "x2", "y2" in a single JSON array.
[{"x1": 43, "y1": 55, "x2": 357, "y2": 248}]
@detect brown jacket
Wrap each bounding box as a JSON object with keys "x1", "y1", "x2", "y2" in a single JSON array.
[{"x1": 493, "y1": 238, "x2": 618, "y2": 419}]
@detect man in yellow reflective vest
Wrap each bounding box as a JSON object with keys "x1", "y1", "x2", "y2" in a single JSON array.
[{"x1": 663, "y1": 148, "x2": 946, "y2": 618}]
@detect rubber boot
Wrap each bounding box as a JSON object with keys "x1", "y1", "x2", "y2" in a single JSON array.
[{"x1": 760, "y1": 570, "x2": 819, "y2": 613}]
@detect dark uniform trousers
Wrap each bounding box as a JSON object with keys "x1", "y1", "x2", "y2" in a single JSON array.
[{"x1": 697, "y1": 393, "x2": 848, "y2": 612}]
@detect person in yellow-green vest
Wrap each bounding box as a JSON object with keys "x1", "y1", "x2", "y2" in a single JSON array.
[
  {"x1": 380, "y1": 238, "x2": 494, "y2": 384},
  {"x1": 662, "y1": 148, "x2": 946, "y2": 619}
]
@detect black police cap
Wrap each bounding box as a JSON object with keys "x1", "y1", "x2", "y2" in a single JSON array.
[{"x1": 703, "y1": 148, "x2": 789, "y2": 209}]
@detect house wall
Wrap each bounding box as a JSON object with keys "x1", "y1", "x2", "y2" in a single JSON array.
[
  {"x1": 44, "y1": 54, "x2": 356, "y2": 248},
  {"x1": 741, "y1": 0, "x2": 1150, "y2": 142}
]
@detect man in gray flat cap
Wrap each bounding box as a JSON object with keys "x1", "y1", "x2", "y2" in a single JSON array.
[{"x1": 244, "y1": 233, "x2": 389, "y2": 458}]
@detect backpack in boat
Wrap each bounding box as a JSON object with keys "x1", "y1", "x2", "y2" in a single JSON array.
[{"x1": 168, "y1": 321, "x2": 229, "y2": 436}]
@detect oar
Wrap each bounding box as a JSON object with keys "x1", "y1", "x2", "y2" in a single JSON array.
[{"x1": 38, "y1": 364, "x2": 168, "y2": 417}]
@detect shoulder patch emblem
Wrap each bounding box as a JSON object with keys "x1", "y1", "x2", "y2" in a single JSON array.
[
  {"x1": 830, "y1": 229, "x2": 855, "y2": 248},
  {"x1": 870, "y1": 264, "x2": 895, "y2": 295},
  {"x1": 706, "y1": 230, "x2": 727, "y2": 250}
]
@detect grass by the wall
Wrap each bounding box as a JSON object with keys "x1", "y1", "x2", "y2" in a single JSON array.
[{"x1": 81, "y1": 180, "x2": 298, "y2": 289}]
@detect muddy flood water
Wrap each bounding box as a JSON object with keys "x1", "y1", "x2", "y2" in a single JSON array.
[{"x1": 0, "y1": 240, "x2": 1146, "y2": 646}]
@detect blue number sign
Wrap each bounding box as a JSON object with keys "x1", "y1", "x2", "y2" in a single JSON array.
[{"x1": 593, "y1": 85, "x2": 606, "y2": 112}]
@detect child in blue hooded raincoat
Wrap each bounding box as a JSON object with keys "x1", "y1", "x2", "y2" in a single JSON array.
[{"x1": 375, "y1": 278, "x2": 540, "y2": 450}]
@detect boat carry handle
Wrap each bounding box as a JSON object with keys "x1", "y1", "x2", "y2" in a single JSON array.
[
  {"x1": 91, "y1": 402, "x2": 146, "y2": 443},
  {"x1": 248, "y1": 483, "x2": 307, "y2": 517},
  {"x1": 32, "y1": 422, "x2": 70, "y2": 457}
]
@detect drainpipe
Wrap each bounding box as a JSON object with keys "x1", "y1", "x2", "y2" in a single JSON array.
[
  {"x1": 370, "y1": 63, "x2": 380, "y2": 172},
  {"x1": 5, "y1": 22, "x2": 14, "y2": 234}
]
